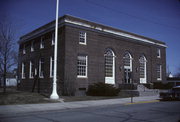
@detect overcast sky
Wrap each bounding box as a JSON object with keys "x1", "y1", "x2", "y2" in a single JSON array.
[{"x1": 1, "y1": 0, "x2": 180, "y2": 75}]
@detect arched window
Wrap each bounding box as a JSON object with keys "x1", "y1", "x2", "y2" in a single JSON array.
[
  {"x1": 123, "y1": 52, "x2": 132, "y2": 70},
  {"x1": 104, "y1": 48, "x2": 115, "y2": 84},
  {"x1": 139, "y1": 55, "x2": 147, "y2": 83}
]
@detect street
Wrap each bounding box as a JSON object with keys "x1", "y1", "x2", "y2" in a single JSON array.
[{"x1": 0, "y1": 101, "x2": 179, "y2": 122}]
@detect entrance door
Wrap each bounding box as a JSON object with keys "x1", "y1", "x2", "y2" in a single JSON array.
[
  {"x1": 124, "y1": 68, "x2": 132, "y2": 84},
  {"x1": 123, "y1": 52, "x2": 132, "y2": 84}
]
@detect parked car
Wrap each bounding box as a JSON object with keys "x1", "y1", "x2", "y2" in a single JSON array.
[{"x1": 159, "y1": 86, "x2": 180, "y2": 100}]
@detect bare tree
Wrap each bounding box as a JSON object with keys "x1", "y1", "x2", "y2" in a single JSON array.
[{"x1": 0, "y1": 19, "x2": 17, "y2": 93}]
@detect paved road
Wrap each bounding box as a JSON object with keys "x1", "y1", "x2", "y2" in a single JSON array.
[{"x1": 0, "y1": 101, "x2": 179, "y2": 122}]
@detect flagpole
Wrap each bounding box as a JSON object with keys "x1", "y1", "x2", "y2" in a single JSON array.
[{"x1": 50, "y1": 0, "x2": 59, "y2": 99}]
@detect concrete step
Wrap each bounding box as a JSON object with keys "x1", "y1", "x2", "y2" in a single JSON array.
[{"x1": 137, "y1": 84, "x2": 159, "y2": 96}]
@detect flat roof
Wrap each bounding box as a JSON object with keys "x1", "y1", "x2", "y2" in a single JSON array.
[{"x1": 18, "y1": 15, "x2": 166, "y2": 47}]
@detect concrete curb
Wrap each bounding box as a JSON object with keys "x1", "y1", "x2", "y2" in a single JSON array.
[{"x1": 0, "y1": 95, "x2": 159, "y2": 117}]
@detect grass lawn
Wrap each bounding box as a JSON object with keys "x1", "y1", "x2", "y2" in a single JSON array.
[
  {"x1": 0, "y1": 87, "x2": 58, "y2": 105},
  {"x1": 0, "y1": 87, "x2": 130, "y2": 105}
]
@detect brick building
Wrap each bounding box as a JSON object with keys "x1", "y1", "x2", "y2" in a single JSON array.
[{"x1": 18, "y1": 15, "x2": 166, "y2": 95}]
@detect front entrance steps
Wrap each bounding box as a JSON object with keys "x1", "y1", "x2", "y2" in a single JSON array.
[
  {"x1": 137, "y1": 84, "x2": 159, "y2": 96},
  {"x1": 118, "y1": 84, "x2": 159, "y2": 97}
]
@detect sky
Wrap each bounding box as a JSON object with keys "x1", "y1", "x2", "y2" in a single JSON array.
[{"x1": 0, "y1": 0, "x2": 180, "y2": 75}]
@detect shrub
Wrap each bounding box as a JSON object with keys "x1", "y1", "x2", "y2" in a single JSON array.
[
  {"x1": 153, "y1": 82, "x2": 173, "y2": 89},
  {"x1": 86, "y1": 82, "x2": 120, "y2": 96}
]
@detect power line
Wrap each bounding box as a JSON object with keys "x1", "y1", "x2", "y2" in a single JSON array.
[{"x1": 86, "y1": 0, "x2": 180, "y2": 30}]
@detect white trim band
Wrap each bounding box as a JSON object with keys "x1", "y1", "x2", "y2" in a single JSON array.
[{"x1": 64, "y1": 19, "x2": 167, "y2": 48}]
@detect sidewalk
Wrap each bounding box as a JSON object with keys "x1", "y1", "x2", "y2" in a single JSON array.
[{"x1": 0, "y1": 95, "x2": 159, "y2": 117}]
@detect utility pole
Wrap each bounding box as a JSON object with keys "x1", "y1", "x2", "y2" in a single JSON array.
[{"x1": 50, "y1": 0, "x2": 59, "y2": 99}]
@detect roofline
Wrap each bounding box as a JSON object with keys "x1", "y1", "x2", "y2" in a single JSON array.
[{"x1": 18, "y1": 14, "x2": 167, "y2": 47}]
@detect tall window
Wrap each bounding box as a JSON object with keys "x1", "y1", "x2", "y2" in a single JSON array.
[
  {"x1": 23, "y1": 44, "x2": 26, "y2": 54},
  {"x1": 50, "y1": 56, "x2": 54, "y2": 77},
  {"x1": 40, "y1": 37, "x2": 44, "y2": 49},
  {"x1": 31, "y1": 41, "x2": 34, "y2": 52},
  {"x1": 157, "y1": 48, "x2": 161, "y2": 58},
  {"x1": 79, "y1": 31, "x2": 86, "y2": 45},
  {"x1": 29, "y1": 61, "x2": 34, "y2": 78},
  {"x1": 21, "y1": 62, "x2": 25, "y2": 79},
  {"x1": 139, "y1": 56, "x2": 145, "y2": 78},
  {"x1": 52, "y1": 32, "x2": 55, "y2": 45},
  {"x1": 105, "y1": 49, "x2": 114, "y2": 77},
  {"x1": 104, "y1": 48, "x2": 115, "y2": 84},
  {"x1": 39, "y1": 58, "x2": 44, "y2": 78},
  {"x1": 139, "y1": 55, "x2": 147, "y2": 83},
  {"x1": 157, "y1": 64, "x2": 162, "y2": 80},
  {"x1": 77, "y1": 55, "x2": 88, "y2": 77}
]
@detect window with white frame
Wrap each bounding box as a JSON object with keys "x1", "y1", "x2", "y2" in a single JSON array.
[
  {"x1": 157, "y1": 48, "x2": 161, "y2": 58},
  {"x1": 77, "y1": 55, "x2": 88, "y2": 77},
  {"x1": 23, "y1": 44, "x2": 26, "y2": 54},
  {"x1": 39, "y1": 58, "x2": 44, "y2": 78},
  {"x1": 105, "y1": 49, "x2": 114, "y2": 77},
  {"x1": 104, "y1": 48, "x2": 115, "y2": 84},
  {"x1": 52, "y1": 32, "x2": 55, "y2": 45},
  {"x1": 79, "y1": 31, "x2": 86, "y2": 45},
  {"x1": 29, "y1": 61, "x2": 34, "y2": 78},
  {"x1": 157, "y1": 64, "x2": 162, "y2": 80},
  {"x1": 40, "y1": 37, "x2": 44, "y2": 49},
  {"x1": 21, "y1": 62, "x2": 25, "y2": 79},
  {"x1": 139, "y1": 56, "x2": 145, "y2": 78},
  {"x1": 31, "y1": 41, "x2": 34, "y2": 52},
  {"x1": 50, "y1": 56, "x2": 54, "y2": 77}
]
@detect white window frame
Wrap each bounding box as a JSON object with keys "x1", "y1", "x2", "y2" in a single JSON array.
[
  {"x1": 104, "y1": 49, "x2": 115, "y2": 85},
  {"x1": 157, "y1": 65, "x2": 162, "y2": 80},
  {"x1": 31, "y1": 41, "x2": 34, "y2": 52},
  {"x1": 79, "y1": 31, "x2": 87, "y2": 45},
  {"x1": 29, "y1": 61, "x2": 34, "y2": 79},
  {"x1": 51, "y1": 32, "x2": 55, "y2": 45},
  {"x1": 157, "y1": 48, "x2": 161, "y2": 58},
  {"x1": 77, "y1": 55, "x2": 88, "y2": 78},
  {"x1": 139, "y1": 56, "x2": 147, "y2": 84},
  {"x1": 40, "y1": 37, "x2": 44, "y2": 49},
  {"x1": 21, "y1": 62, "x2": 25, "y2": 79},
  {"x1": 50, "y1": 56, "x2": 54, "y2": 77},
  {"x1": 23, "y1": 44, "x2": 26, "y2": 54},
  {"x1": 39, "y1": 58, "x2": 44, "y2": 78}
]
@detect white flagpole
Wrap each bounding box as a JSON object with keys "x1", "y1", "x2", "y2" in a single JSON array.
[{"x1": 50, "y1": 0, "x2": 59, "y2": 99}]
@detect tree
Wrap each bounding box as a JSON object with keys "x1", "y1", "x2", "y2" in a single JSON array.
[{"x1": 0, "y1": 19, "x2": 17, "y2": 93}]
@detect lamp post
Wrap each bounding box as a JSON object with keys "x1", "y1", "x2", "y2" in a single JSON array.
[{"x1": 50, "y1": 0, "x2": 59, "y2": 99}]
